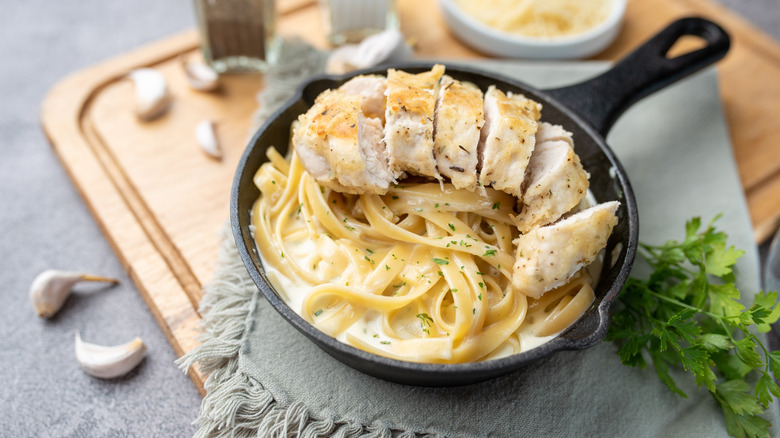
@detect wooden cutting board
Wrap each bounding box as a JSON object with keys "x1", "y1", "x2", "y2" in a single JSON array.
[{"x1": 41, "y1": 0, "x2": 780, "y2": 394}]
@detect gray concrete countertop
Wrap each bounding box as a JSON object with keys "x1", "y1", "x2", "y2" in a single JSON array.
[{"x1": 0, "y1": 1, "x2": 777, "y2": 437}]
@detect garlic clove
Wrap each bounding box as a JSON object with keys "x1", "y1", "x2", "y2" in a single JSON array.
[
  {"x1": 30, "y1": 270, "x2": 119, "y2": 318},
  {"x1": 181, "y1": 57, "x2": 220, "y2": 91},
  {"x1": 75, "y1": 331, "x2": 147, "y2": 379},
  {"x1": 196, "y1": 119, "x2": 222, "y2": 160},
  {"x1": 326, "y1": 29, "x2": 413, "y2": 75},
  {"x1": 128, "y1": 68, "x2": 172, "y2": 121}
]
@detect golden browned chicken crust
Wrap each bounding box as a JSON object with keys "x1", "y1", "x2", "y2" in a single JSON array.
[{"x1": 293, "y1": 89, "x2": 392, "y2": 194}]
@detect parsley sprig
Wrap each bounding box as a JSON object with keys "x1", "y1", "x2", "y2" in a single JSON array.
[{"x1": 606, "y1": 216, "x2": 780, "y2": 438}]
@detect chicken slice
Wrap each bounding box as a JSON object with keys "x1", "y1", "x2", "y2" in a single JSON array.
[
  {"x1": 513, "y1": 124, "x2": 590, "y2": 234},
  {"x1": 339, "y1": 75, "x2": 387, "y2": 121},
  {"x1": 535, "y1": 121, "x2": 573, "y2": 146},
  {"x1": 512, "y1": 201, "x2": 619, "y2": 298},
  {"x1": 384, "y1": 64, "x2": 446, "y2": 180},
  {"x1": 477, "y1": 86, "x2": 542, "y2": 196},
  {"x1": 433, "y1": 75, "x2": 484, "y2": 190},
  {"x1": 292, "y1": 89, "x2": 392, "y2": 195}
]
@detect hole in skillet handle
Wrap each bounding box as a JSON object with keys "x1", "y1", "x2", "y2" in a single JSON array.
[{"x1": 545, "y1": 17, "x2": 730, "y2": 137}]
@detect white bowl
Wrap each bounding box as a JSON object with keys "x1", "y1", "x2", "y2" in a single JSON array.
[{"x1": 439, "y1": 0, "x2": 626, "y2": 59}]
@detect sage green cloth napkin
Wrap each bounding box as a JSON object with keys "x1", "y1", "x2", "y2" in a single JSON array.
[{"x1": 180, "y1": 53, "x2": 777, "y2": 437}]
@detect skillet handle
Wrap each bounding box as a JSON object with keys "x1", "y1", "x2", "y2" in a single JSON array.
[{"x1": 544, "y1": 17, "x2": 730, "y2": 137}]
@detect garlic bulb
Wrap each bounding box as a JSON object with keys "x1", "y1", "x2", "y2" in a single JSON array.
[
  {"x1": 75, "y1": 332, "x2": 147, "y2": 379},
  {"x1": 196, "y1": 120, "x2": 222, "y2": 159},
  {"x1": 128, "y1": 68, "x2": 172, "y2": 121},
  {"x1": 181, "y1": 57, "x2": 220, "y2": 91},
  {"x1": 30, "y1": 270, "x2": 119, "y2": 318}
]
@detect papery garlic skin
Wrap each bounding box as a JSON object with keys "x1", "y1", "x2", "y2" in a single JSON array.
[
  {"x1": 75, "y1": 332, "x2": 147, "y2": 379},
  {"x1": 30, "y1": 270, "x2": 118, "y2": 318},
  {"x1": 196, "y1": 120, "x2": 222, "y2": 159},
  {"x1": 128, "y1": 68, "x2": 172, "y2": 121},
  {"x1": 182, "y1": 59, "x2": 220, "y2": 91}
]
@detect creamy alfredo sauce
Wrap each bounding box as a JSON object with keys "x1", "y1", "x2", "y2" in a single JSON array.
[{"x1": 253, "y1": 189, "x2": 605, "y2": 362}]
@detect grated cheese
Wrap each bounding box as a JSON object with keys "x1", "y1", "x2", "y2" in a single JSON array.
[{"x1": 455, "y1": 0, "x2": 614, "y2": 38}]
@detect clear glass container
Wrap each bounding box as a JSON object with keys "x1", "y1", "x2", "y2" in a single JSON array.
[
  {"x1": 193, "y1": 0, "x2": 279, "y2": 73},
  {"x1": 319, "y1": 0, "x2": 398, "y2": 46}
]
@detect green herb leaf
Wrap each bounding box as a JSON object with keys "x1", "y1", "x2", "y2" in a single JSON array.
[
  {"x1": 753, "y1": 291, "x2": 780, "y2": 333},
  {"x1": 608, "y1": 216, "x2": 780, "y2": 438}
]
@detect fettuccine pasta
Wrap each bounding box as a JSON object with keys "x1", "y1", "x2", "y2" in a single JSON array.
[{"x1": 251, "y1": 144, "x2": 597, "y2": 363}]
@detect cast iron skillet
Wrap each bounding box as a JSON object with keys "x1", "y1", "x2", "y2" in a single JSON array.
[{"x1": 231, "y1": 17, "x2": 729, "y2": 386}]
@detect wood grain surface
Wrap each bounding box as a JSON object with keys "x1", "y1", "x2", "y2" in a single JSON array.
[{"x1": 41, "y1": 0, "x2": 780, "y2": 394}]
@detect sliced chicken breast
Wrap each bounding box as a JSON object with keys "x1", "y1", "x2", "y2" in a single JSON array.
[
  {"x1": 513, "y1": 124, "x2": 590, "y2": 234},
  {"x1": 292, "y1": 89, "x2": 393, "y2": 195},
  {"x1": 433, "y1": 75, "x2": 484, "y2": 190},
  {"x1": 339, "y1": 75, "x2": 387, "y2": 120},
  {"x1": 477, "y1": 86, "x2": 542, "y2": 196},
  {"x1": 384, "y1": 64, "x2": 446, "y2": 179},
  {"x1": 512, "y1": 201, "x2": 619, "y2": 298}
]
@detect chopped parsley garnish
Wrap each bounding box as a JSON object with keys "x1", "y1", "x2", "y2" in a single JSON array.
[
  {"x1": 433, "y1": 258, "x2": 450, "y2": 265},
  {"x1": 417, "y1": 313, "x2": 434, "y2": 335}
]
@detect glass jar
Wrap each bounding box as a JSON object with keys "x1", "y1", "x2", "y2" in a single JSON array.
[
  {"x1": 193, "y1": 0, "x2": 279, "y2": 73},
  {"x1": 319, "y1": 0, "x2": 399, "y2": 46}
]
